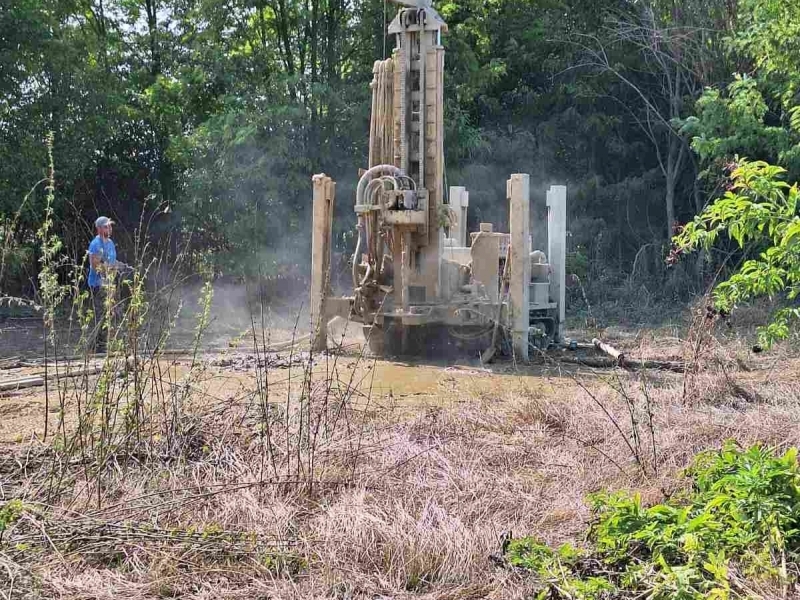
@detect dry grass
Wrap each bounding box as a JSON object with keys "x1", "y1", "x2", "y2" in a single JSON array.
[{"x1": 2, "y1": 330, "x2": 800, "y2": 599}]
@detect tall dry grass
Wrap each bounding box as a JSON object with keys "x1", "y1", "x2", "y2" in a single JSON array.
[{"x1": 3, "y1": 321, "x2": 800, "y2": 599}]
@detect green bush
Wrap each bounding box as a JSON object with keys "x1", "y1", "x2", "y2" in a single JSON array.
[
  {"x1": 672, "y1": 160, "x2": 800, "y2": 347},
  {"x1": 566, "y1": 247, "x2": 589, "y2": 281},
  {"x1": 506, "y1": 443, "x2": 800, "y2": 599}
]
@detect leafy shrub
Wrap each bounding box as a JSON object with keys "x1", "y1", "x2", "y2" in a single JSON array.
[
  {"x1": 566, "y1": 247, "x2": 589, "y2": 281},
  {"x1": 672, "y1": 159, "x2": 800, "y2": 347},
  {"x1": 506, "y1": 443, "x2": 800, "y2": 599}
]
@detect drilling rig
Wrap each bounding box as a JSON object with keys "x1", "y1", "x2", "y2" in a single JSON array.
[{"x1": 310, "y1": 0, "x2": 567, "y2": 360}]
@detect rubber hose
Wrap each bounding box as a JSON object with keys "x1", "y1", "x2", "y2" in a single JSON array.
[{"x1": 352, "y1": 218, "x2": 363, "y2": 289}]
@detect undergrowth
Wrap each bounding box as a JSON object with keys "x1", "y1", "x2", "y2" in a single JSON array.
[{"x1": 506, "y1": 443, "x2": 800, "y2": 599}]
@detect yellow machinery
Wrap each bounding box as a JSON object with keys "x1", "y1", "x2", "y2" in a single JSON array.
[{"x1": 310, "y1": 0, "x2": 567, "y2": 358}]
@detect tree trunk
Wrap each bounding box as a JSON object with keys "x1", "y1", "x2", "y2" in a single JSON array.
[
  {"x1": 665, "y1": 178, "x2": 675, "y2": 240},
  {"x1": 144, "y1": 0, "x2": 159, "y2": 77},
  {"x1": 96, "y1": 0, "x2": 109, "y2": 72},
  {"x1": 273, "y1": 0, "x2": 295, "y2": 77},
  {"x1": 142, "y1": 0, "x2": 172, "y2": 203},
  {"x1": 691, "y1": 153, "x2": 703, "y2": 213},
  {"x1": 309, "y1": 0, "x2": 319, "y2": 164},
  {"x1": 664, "y1": 135, "x2": 686, "y2": 240}
]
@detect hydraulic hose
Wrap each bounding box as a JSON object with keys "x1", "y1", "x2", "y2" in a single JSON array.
[
  {"x1": 356, "y1": 164, "x2": 403, "y2": 208},
  {"x1": 356, "y1": 166, "x2": 402, "y2": 290},
  {"x1": 352, "y1": 218, "x2": 363, "y2": 289}
]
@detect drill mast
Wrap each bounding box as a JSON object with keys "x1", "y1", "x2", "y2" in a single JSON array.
[
  {"x1": 309, "y1": 0, "x2": 568, "y2": 359},
  {"x1": 365, "y1": 0, "x2": 447, "y2": 307}
]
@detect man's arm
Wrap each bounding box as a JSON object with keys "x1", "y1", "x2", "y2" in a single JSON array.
[
  {"x1": 90, "y1": 253, "x2": 104, "y2": 272},
  {"x1": 89, "y1": 238, "x2": 104, "y2": 274}
]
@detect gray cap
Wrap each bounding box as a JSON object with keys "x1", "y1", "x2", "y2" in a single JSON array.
[{"x1": 94, "y1": 216, "x2": 114, "y2": 228}]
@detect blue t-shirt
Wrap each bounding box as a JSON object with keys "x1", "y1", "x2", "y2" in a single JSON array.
[{"x1": 88, "y1": 235, "x2": 116, "y2": 288}]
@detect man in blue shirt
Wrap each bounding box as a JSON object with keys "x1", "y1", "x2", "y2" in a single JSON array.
[{"x1": 88, "y1": 216, "x2": 119, "y2": 352}]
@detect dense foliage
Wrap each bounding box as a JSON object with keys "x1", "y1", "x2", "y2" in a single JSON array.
[
  {"x1": 506, "y1": 443, "x2": 800, "y2": 599},
  {"x1": 673, "y1": 160, "x2": 800, "y2": 346},
  {"x1": 672, "y1": 0, "x2": 800, "y2": 342},
  {"x1": 0, "y1": 0, "x2": 797, "y2": 332},
  {"x1": 0, "y1": 0, "x2": 726, "y2": 292}
]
